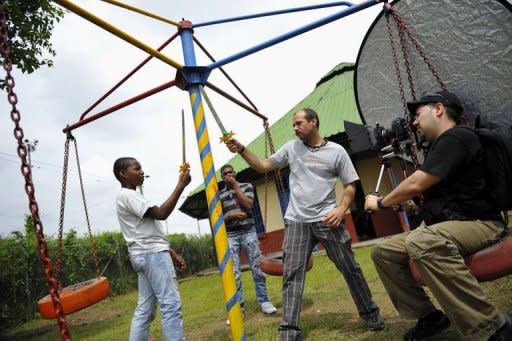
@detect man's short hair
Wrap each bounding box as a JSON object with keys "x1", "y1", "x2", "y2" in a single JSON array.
[
  {"x1": 300, "y1": 108, "x2": 320, "y2": 128},
  {"x1": 407, "y1": 90, "x2": 463, "y2": 124},
  {"x1": 113, "y1": 157, "x2": 136, "y2": 181},
  {"x1": 220, "y1": 164, "x2": 234, "y2": 175}
]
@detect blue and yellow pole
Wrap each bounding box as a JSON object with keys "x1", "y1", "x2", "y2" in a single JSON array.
[{"x1": 178, "y1": 21, "x2": 246, "y2": 341}]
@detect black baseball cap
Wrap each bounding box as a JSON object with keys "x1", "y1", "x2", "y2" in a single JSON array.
[{"x1": 407, "y1": 90, "x2": 463, "y2": 119}]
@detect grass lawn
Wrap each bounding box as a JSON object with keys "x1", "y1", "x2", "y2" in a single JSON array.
[{"x1": 3, "y1": 246, "x2": 512, "y2": 340}]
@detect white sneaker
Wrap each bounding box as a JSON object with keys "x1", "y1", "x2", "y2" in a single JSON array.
[{"x1": 261, "y1": 301, "x2": 277, "y2": 315}]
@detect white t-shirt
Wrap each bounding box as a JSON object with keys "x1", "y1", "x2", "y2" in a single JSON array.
[
  {"x1": 116, "y1": 188, "x2": 169, "y2": 255},
  {"x1": 269, "y1": 140, "x2": 359, "y2": 222}
]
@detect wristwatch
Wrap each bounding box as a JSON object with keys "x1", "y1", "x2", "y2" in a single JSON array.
[{"x1": 377, "y1": 196, "x2": 385, "y2": 209}]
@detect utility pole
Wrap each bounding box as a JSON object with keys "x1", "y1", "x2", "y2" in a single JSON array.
[
  {"x1": 24, "y1": 138, "x2": 38, "y2": 169},
  {"x1": 24, "y1": 139, "x2": 38, "y2": 181}
]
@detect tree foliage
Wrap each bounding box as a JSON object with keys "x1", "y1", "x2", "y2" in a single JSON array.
[{"x1": 2, "y1": 0, "x2": 64, "y2": 74}]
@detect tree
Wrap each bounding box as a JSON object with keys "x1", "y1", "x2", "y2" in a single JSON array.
[{"x1": 2, "y1": 0, "x2": 64, "y2": 74}]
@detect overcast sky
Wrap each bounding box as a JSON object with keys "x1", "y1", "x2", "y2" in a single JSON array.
[{"x1": 0, "y1": 0, "x2": 382, "y2": 238}]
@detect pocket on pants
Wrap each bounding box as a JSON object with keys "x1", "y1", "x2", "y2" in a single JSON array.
[{"x1": 130, "y1": 255, "x2": 146, "y2": 272}]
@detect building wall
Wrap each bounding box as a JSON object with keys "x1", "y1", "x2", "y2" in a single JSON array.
[
  {"x1": 255, "y1": 176, "x2": 285, "y2": 233},
  {"x1": 355, "y1": 156, "x2": 415, "y2": 195}
]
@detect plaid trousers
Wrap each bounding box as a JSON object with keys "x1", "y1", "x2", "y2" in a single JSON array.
[{"x1": 279, "y1": 220, "x2": 380, "y2": 341}]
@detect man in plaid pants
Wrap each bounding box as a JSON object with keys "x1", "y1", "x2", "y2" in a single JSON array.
[{"x1": 226, "y1": 108, "x2": 384, "y2": 341}]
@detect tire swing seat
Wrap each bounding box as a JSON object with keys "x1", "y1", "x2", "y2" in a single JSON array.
[
  {"x1": 37, "y1": 134, "x2": 111, "y2": 319},
  {"x1": 410, "y1": 229, "x2": 512, "y2": 285},
  {"x1": 38, "y1": 277, "x2": 111, "y2": 319},
  {"x1": 260, "y1": 252, "x2": 314, "y2": 276}
]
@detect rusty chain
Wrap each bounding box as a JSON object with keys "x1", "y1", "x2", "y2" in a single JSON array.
[
  {"x1": 389, "y1": 5, "x2": 446, "y2": 90},
  {"x1": 0, "y1": 4, "x2": 72, "y2": 340},
  {"x1": 388, "y1": 5, "x2": 465, "y2": 124},
  {"x1": 72, "y1": 137, "x2": 101, "y2": 278},
  {"x1": 395, "y1": 16, "x2": 417, "y2": 101},
  {"x1": 385, "y1": 9, "x2": 421, "y2": 171},
  {"x1": 263, "y1": 130, "x2": 269, "y2": 228},
  {"x1": 387, "y1": 6, "x2": 446, "y2": 91},
  {"x1": 263, "y1": 120, "x2": 286, "y2": 196},
  {"x1": 56, "y1": 136, "x2": 72, "y2": 286}
]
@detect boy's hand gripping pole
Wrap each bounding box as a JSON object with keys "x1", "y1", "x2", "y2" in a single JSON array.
[{"x1": 199, "y1": 85, "x2": 234, "y2": 142}]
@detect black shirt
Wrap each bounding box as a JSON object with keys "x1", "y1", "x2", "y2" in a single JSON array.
[{"x1": 420, "y1": 126, "x2": 497, "y2": 224}]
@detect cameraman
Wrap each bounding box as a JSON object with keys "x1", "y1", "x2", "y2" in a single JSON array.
[{"x1": 365, "y1": 91, "x2": 511, "y2": 341}]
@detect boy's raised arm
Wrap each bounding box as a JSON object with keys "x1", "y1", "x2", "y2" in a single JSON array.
[{"x1": 144, "y1": 169, "x2": 191, "y2": 220}]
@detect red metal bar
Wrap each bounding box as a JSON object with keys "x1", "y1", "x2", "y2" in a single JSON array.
[
  {"x1": 205, "y1": 81, "x2": 267, "y2": 121},
  {"x1": 193, "y1": 36, "x2": 259, "y2": 112},
  {"x1": 80, "y1": 32, "x2": 179, "y2": 120},
  {"x1": 63, "y1": 80, "x2": 177, "y2": 133}
]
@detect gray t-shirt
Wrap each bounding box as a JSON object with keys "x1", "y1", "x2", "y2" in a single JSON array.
[
  {"x1": 116, "y1": 188, "x2": 170, "y2": 255},
  {"x1": 269, "y1": 140, "x2": 359, "y2": 222}
]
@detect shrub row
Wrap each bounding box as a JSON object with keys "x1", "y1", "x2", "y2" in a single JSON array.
[{"x1": 0, "y1": 216, "x2": 217, "y2": 328}]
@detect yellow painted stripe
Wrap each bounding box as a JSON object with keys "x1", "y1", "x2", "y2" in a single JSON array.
[{"x1": 188, "y1": 87, "x2": 245, "y2": 340}]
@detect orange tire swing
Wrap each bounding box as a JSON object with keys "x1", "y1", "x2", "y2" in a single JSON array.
[
  {"x1": 38, "y1": 277, "x2": 111, "y2": 319},
  {"x1": 409, "y1": 229, "x2": 512, "y2": 286},
  {"x1": 38, "y1": 134, "x2": 111, "y2": 319},
  {"x1": 260, "y1": 254, "x2": 314, "y2": 276}
]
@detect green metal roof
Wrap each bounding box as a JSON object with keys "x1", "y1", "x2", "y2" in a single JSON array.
[{"x1": 180, "y1": 62, "x2": 363, "y2": 217}]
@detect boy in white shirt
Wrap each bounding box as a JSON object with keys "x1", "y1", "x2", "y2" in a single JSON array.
[{"x1": 113, "y1": 157, "x2": 191, "y2": 341}]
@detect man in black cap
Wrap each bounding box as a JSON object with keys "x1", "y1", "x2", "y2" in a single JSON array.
[{"x1": 365, "y1": 90, "x2": 511, "y2": 340}]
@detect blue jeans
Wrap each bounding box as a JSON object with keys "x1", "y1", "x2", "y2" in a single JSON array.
[
  {"x1": 228, "y1": 229, "x2": 269, "y2": 308},
  {"x1": 129, "y1": 251, "x2": 184, "y2": 341}
]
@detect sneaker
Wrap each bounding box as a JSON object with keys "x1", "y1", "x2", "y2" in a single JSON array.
[
  {"x1": 403, "y1": 310, "x2": 450, "y2": 341},
  {"x1": 261, "y1": 301, "x2": 277, "y2": 315},
  {"x1": 488, "y1": 314, "x2": 512, "y2": 341},
  {"x1": 367, "y1": 314, "x2": 385, "y2": 331}
]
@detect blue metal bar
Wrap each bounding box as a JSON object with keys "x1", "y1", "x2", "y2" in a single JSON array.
[
  {"x1": 208, "y1": 0, "x2": 381, "y2": 70},
  {"x1": 180, "y1": 26, "x2": 196, "y2": 66},
  {"x1": 193, "y1": 1, "x2": 353, "y2": 28}
]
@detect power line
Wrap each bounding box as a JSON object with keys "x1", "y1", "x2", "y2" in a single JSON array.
[{"x1": 0, "y1": 150, "x2": 111, "y2": 181}]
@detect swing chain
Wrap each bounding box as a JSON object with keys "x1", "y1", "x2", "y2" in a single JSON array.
[
  {"x1": 386, "y1": 4, "x2": 446, "y2": 91},
  {"x1": 263, "y1": 120, "x2": 286, "y2": 195},
  {"x1": 395, "y1": 15, "x2": 416, "y2": 101},
  {"x1": 0, "y1": 5, "x2": 72, "y2": 340},
  {"x1": 387, "y1": 5, "x2": 466, "y2": 125},
  {"x1": 72, "y1": 138, "x2": 101, "y2": 278},
  {"x1": 384, "y1": 6, "x2": 421, "y2": 171},
  {"x1": 56, "y1": 135, "x2": 72, "y2": 286}
]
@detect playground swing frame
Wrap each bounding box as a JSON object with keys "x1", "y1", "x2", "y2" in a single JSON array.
[{"x1": 3, "y1": 1, "x2": 387, "y2": 340}]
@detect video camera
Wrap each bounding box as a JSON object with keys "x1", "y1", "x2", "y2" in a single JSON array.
[{"x1": 344, "y1": 117, "x2": 415, "y2": 155}]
